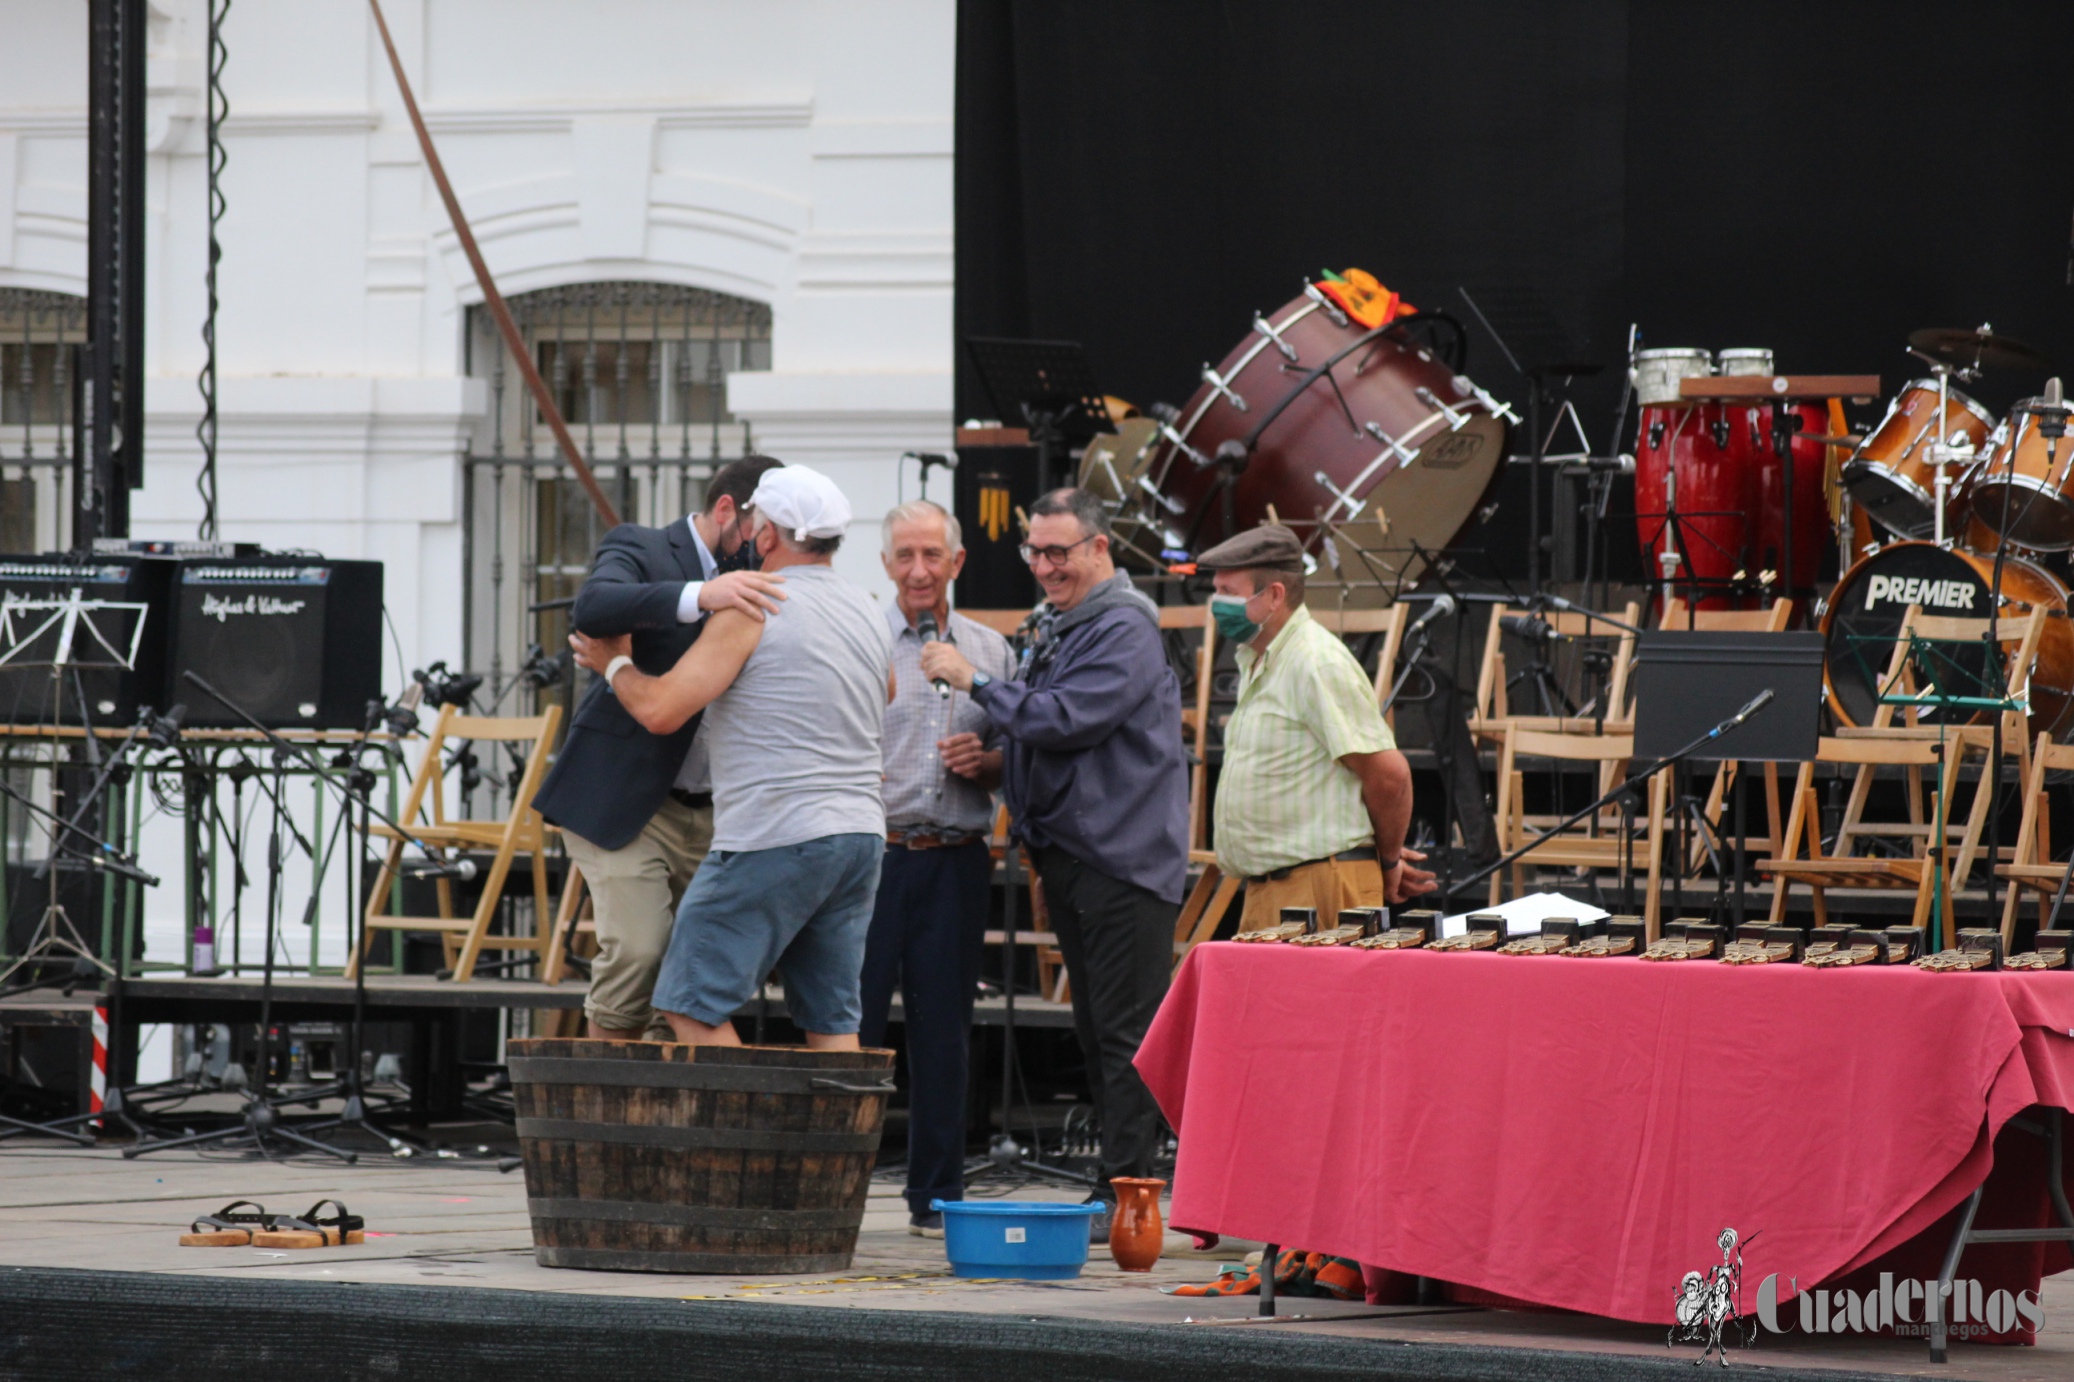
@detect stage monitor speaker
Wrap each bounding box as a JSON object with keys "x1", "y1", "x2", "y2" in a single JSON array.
[
  {"x1": 1631, "y1": 631, "x2": 1824, "y2": 763},
  {"x1": 953, "y1": 443, "x2": 1040, "y2": 610},
  {"x1": 0, "y1": 553, "x2": 173, "y2": 726},
  {"x1": 167, "y1": 557, "x2": 383, "y2": 729}
]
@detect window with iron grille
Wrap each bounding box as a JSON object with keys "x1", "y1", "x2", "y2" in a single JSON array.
[
  {"x1": 460, "y1": 281, "x2": 771, "y2": 742},
  {"x1": 0, "y1": 288, "x2": 84, "y2": 555}
]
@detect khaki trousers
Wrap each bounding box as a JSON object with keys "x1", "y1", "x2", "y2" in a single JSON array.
[
  {"x1": 563, "y1": 796, "x2": 713, "y2": 1038},
  {"x1": 1237, "y1": 856, "x2": 1383, "y2": 933}
]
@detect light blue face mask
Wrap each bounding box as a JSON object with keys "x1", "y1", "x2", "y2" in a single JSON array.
[{"x1": 1209, "y1": 592, "x2": 1261, "y2": 644}]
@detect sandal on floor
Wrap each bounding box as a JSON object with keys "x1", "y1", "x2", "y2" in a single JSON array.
[
  {"x1": 1166, "y1": 1264, "x2": 1260, "y2": 1296},
  {"x1": 258, "y1": 1199, "x2": 366, "y2": 1248},
  {"x1": 178, "y1": 1200, "x2": 272, "y2": 1247}
]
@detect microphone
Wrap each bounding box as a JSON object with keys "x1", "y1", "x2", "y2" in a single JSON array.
[
  {"x1": 1406, "y1": 593, "x2": 1456, "y2": 638},
  {"x1": 1709, "y1": 688, "x2": 1777, "y2": 739},
  {"x1": 917, "y1": 610, "x2": 952, "y2": 699},
  {"x1": 1499, "y1": 612, "x2": 1560, "y2": 644},
  {"x1": 403, "y1": 857, "x2": 478, "y2": 882},
  {"x1": 2033, "y1": 378, "x2": 2068, "y2": 445}
]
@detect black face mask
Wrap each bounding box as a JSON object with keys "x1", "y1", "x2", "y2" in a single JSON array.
[{"x1": 714, "y1": 528, "x2": 758, "y2": 574}]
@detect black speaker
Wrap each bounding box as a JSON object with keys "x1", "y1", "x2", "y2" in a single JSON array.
[
  {"x1": 166, "y1": 557, "x2": 383, "y2": 729},
  {"x1": 0, "y1": 553, "x2": 174, "y2": 726}
]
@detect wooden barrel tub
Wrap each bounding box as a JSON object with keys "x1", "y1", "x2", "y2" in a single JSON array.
[{"x1": 507, "y1": 1038, "x2": 895, "y2": 1273}]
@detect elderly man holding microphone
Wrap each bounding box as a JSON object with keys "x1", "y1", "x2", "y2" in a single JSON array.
[
  {"x1": 919, "y1": 487, "x2": 1187, "y2": 1234},
  {"x1": 1196, "y1": 523, "x2": 1436, "y2": 929},
  {"x1": 867, "y1": 499, "x2": 1015, "y2": 1237}
]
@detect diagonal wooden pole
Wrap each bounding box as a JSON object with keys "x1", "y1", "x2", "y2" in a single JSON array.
[{"x1": 366, "y1": 0, "x2": 620, "y2": 528}]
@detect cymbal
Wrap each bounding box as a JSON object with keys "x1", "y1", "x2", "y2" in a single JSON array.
[{"x1": 1907, "y1": 326, "x2": 2049, "y2": 372}]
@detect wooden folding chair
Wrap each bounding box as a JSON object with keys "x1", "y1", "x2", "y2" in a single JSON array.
[
  {"x1": 1470, "y1": 601, "x2": 1641, "y2": 738},
  {"x1": 1154, "y1": 604, "x2": 1219, "y2": 854},
  {"x1": 1845, "y1": 602, "x2": 2046, "y2": 788},
  {"x1": 1309, "y1": 603, "x2": 1409, "y2": 730},
  {"x1": 1759, "y1": 735, "x2": 1974, "y2": 940},
  {"x1": 350, "y1": 702, "x2": 564, "y2": 982},
  {"x1": 539, "y1": 861, "x2": 593, "y2": 986},
  {"x1": 1995, "y1": 733, "x2": 2074, "y2": 947},
  {"x1": 1490, "y1": 723, "x2": 1669, "y2": 934}
]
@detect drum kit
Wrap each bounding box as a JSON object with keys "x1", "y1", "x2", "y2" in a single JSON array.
[
  {"x1": 1827, "y1": 327, "x2": 2074, "y2": 736},
  {"x1": 1080, "y1": 268, "x2": 2069, "y2": 740},
  {"x1": 1079, "y1": 273, "x2": 1517, "y2": 586}
]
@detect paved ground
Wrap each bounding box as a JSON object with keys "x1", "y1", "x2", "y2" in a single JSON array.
[{"x1": 2, "y1": 1133, "x2": 2069, "y2": 1377}]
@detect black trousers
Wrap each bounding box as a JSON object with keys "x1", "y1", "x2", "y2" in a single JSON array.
[
  {"x1": 858, "y1": 840, "x2": 991, "y2": 1215},
  {"x1": 1034, "y1": 846, "x2": 1173, "y2": 1186}
]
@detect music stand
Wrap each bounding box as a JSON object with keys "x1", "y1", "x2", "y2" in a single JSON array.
[
  {"x1": 966, "y1": 338, "x2": 1112, "y2": 493},
  {"x1": 1633, "y1": 632, "x2": 1823, "y2": 929},
  {"x1": 0, "y1": 586, "x2": 152, "y2": 988}
]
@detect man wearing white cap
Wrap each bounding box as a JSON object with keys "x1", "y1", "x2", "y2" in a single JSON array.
[{"x1": 571, "y1": 464, "x2": 894, "y2": 1048}]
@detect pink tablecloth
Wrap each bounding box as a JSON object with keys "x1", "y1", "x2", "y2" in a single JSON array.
[{"x1": 1136, "y1": 944, "x2": 2074, "y2": 1325}]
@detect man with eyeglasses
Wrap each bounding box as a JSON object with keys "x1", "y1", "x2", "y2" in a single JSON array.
[
  {"x1": 1197, "y1": 523, "x2": 1436, "y2": 931},
  {"x1": 920, "y1": 487, "x2": 1187, "y2": 1236}
]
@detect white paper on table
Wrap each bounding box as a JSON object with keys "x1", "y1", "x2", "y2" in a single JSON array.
[{"x1": 1439, "y1": 890, "x2": 1610, "y2": 938}]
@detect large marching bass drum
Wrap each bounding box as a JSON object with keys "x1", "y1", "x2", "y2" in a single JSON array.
[
  {"x1": 1820, "y1": 540, "x2": 2074, "y2": 736},
  {"x1": 1138, "y1": 271, "x2": 1514, "y2": 574}
]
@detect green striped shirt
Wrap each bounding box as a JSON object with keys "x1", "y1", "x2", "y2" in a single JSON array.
[{"x1": 1213, "y1": 605, "x2": 1394, "y2": 878}]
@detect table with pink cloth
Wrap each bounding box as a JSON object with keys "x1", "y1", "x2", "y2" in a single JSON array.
[{"x1": 1135, "y1": 943, "x2": 2074, "y2": 1334}]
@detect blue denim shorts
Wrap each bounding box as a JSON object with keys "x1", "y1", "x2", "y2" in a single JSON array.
[{"x1": 651, "y1": 832, "x2": 883, "y2": 1034}]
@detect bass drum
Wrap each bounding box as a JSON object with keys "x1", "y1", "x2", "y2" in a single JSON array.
[
  {"x1": 1821, "y1": 540, "x2": 2074, "y2": 736},
  {"x1": 1145, "y1": 283, "x2": 1511, "y2": 573}
]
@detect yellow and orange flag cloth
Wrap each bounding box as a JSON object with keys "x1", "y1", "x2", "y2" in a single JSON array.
[{"x1": 1316, "y1": 268, "x2": 1413, "y2": 329}]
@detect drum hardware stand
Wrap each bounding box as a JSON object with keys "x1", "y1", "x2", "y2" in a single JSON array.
[
  {"x1": 1985, "y1": 383, "x2": 2068, "y2": 933},
  {"x1": 1441, "y1": 690, "x2": 1778, "y2": 901}
]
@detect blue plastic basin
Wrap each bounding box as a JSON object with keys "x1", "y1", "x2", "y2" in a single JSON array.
[{"x1": 930, "y1": 1198, "x2": 1103, "y2": 1279}]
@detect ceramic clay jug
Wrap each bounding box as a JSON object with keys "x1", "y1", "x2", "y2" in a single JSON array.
[{"x1": 1108, "y1": 1176, "x2": 1166, "y2": 1271}]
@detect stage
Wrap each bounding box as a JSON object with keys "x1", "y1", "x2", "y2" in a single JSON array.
[{"x1": 2, "y1": 1139, "x2": 2071, "y2": 1381}]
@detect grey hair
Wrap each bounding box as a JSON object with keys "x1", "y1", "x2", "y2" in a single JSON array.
[
  {"x1": 749, "y1": 507, "x2": 842, "y2": 556},
  {"x1": 881, "y1": 500, "x2": 963, "y2": 555},
  {"x1": 1029, "y1": 487, "x2": 1112, "y2": 539}
]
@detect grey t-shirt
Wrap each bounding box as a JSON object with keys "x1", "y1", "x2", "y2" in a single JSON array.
[{"x1": 702, "y1": 564, "x2": 893, "y2": 852}]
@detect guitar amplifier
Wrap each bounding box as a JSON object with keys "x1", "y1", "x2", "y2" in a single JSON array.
[
  {"x1": 166, "y1": 558, "x2": 384, "y2": 729},
  {"x1": 0, "y1": 554, "x2": 174, "y2": 726}
]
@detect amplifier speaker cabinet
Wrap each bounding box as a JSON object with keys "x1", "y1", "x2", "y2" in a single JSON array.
[
  {"x1": 167, "y1": 558, "x2": 384, "y2": 729},
  {"x1": 0, "y1": 554, "x2": 174, "y2": 726}
]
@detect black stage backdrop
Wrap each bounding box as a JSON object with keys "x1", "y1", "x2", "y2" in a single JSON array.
[{"x1": 958, "y1": 0, "x2": 2074, "y2": 460}]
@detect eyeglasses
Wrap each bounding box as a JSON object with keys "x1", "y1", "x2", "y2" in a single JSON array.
[{"x1": 1018, "y1": 534, "x2": 1098, "y2": 567}]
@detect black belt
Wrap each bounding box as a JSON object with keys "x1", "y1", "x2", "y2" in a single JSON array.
[
  {"x1": 1245, "y1": 847, "x2": 1375, "y2": 886},
  {"x1": 669, "y1": 789, "x2": 712, "y2": 810}
]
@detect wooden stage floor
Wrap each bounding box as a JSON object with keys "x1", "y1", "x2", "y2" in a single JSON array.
[{"x1": 1, "y1": 1133, "x2": 2068, "y2": 1381}]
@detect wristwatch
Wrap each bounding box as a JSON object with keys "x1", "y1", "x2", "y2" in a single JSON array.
[
  {"x1": 970, "y1": 671, "x2": 994, "y2": 691},
  {"x1": 1377, "y1": 853, "x2": 1401, "y2": 871}
]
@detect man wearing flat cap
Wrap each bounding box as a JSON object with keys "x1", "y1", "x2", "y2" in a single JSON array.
[
  {"x1": 1200, "y1": 523, "x2": 1435, "y2": 930},
  {"x1": 571, "y1": 464, "x2": 894, "y2": 1048}
]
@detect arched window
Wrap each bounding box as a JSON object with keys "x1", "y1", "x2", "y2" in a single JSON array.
[
  {"x1": 462, "y1": 281, "x2": 772, "y2": 718},
  {"x1": 0, "y1": 289, "x2": 86, "y2": 554}
]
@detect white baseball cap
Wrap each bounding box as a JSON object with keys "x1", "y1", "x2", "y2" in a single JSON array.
[{"x1": 750, "y1": 464, "x2": 852, "y2": 541}]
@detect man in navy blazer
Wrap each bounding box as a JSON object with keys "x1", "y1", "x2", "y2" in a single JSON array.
[{"x1": 534, "y1": 454, "x2": 784, "y2": 1038}]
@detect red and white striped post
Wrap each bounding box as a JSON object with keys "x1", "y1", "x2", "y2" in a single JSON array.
[{"x1": 89, "y1": 1005, "x2": 109, "y2": 1132}]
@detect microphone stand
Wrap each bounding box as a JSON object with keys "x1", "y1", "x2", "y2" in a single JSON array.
[{"x1": 1442, "y1": 691, "x2": 1776, "y2": 902}]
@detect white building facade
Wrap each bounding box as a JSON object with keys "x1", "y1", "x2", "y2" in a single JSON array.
[
  {"x1": 0, "y1": 1, "x2": 953, "y2": 1015},
  {"x1": 1, "y1": 0, "x2": 955, "y2": 679}
]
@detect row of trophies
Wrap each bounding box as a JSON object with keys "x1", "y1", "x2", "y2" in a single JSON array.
[{"x1": 1232, "y1": 906, "x2": 2071, "y2": 972}]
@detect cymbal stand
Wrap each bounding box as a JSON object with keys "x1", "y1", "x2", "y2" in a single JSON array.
[{"x1": 1910, "y1": 352, "x2": 1980, "y2": 548}]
